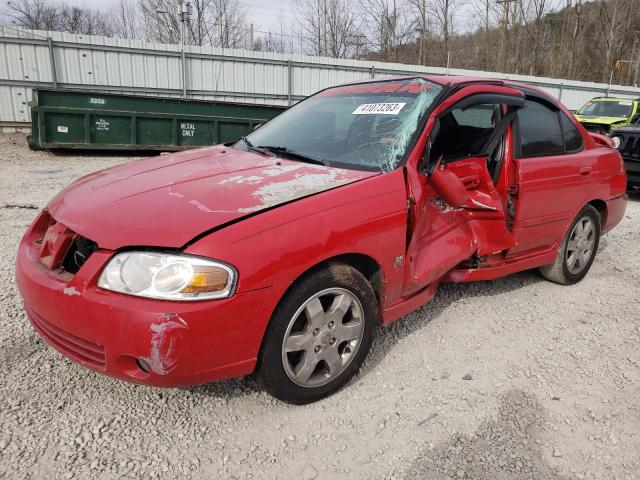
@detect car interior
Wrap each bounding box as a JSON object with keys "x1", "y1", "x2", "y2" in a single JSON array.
[{"x1": 429, "y1": 104, "x2": 506, "y2": 183}]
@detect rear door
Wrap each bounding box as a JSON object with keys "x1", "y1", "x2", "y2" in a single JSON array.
[
  {"x1": 507, "y1": 98, "x2": 597, "y2": 257},
  {"x1": 403, "y1": 87, "x2": 523, "y2": 296}
]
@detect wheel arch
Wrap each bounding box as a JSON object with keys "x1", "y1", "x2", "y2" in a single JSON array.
[
  {"x1": 588, "y1": 199, "x2": 607, "y2": 228},
  {"x1": 253, "y1": 252, "x2": 385, "y2": 376},
  {"x1": 286, "y1": 253, "x2": 385, "y2": 310},
  {"x1": 264, "y1": 253, "x2": 386, "y2": 337}
]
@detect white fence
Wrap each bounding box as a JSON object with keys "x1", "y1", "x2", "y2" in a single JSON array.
[{"x1": 2, "y1": 25, "x2": 640, "y2": 125}]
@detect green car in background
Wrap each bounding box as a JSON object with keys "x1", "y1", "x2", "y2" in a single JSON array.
[{"x1": 574, "y1": 97, "x2": 640, "y2": 134}]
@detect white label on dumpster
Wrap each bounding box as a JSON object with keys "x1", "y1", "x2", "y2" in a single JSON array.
[
  {"x1": 57, "y1": 125, "x2": 68, "y2": 133},
  {"x1": 96, "y1": 118, "x2": 110, "y2": 131},
  {"x1": 181, "y1": 123, "x2": 195, "y2": 137},
  {"x1": 352, "y1": 103, "x2": 406, "y2": 115},
  {"x1": 90, "y1": 97, "x2": 105, "y2": 105}
]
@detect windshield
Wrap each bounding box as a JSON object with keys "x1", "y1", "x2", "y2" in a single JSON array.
[
  {"x1": 237, "y1": 78, "x2": 443, "y2": 172},
  {"x1": 577, "y1": 100, "x2": 633, "y2": 118}
]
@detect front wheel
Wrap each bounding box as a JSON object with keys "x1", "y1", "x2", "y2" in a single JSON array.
[
  {"x1": 257, "y1": 263, "x2": 378, "y2": 404},
  {"x1": 539, "y1": 204, "x2": 601, "y2": 285}
]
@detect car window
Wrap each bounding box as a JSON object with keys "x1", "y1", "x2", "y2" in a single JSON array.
[
  {"x1": 517, "y1": 100, "x2": 564, "y2": 157},
  {"x1": 240, "y1": 78, "x2": 444, "y2": 172},
  {"x1": 451, "y1": 104, "x2": 495, "y2": 128},
  {"x1": 431, "y1": 104, "x2": 500, "y2": 162},
  {"x1": 559, "y1": 112, "x2": 583, "y2": 152},
  {"x1": 577, "y1": 100, "x2": 633, "y2": 118}
]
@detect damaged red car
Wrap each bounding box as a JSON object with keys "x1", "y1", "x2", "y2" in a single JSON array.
[{"x1": 17, "y1": 76, "x2": 627, "y2": 404}]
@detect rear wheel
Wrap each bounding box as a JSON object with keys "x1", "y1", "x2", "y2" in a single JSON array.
[
  {"x1": 539, "y1": 205, "x2": 601, "y2": 285},
  {"x1": 257, "y1": 263, "x2": 378, "y2": 404}
]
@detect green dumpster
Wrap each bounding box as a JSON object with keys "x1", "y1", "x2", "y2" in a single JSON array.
[{"x1": 28, "y1": 89, "x2": 286, "y2": 151}]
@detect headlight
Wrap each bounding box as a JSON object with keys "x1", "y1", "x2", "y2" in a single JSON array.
[
  {"x1": 98, "y1": 252, "x2": 237, "y2": 301},
  {"x1": 610, "y1": 135, "x2": 622, "y2": 149}
]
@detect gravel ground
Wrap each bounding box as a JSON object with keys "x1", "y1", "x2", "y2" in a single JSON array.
[{"x1": 1, "y1": 132, "x2": 639, "y2": 480}]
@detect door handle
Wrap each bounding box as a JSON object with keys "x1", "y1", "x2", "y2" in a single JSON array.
[{"x1": 580, "y1": 166, "x2": 593, "y2": 175}]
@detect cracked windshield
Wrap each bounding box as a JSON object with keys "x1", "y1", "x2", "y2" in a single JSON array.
[{"x1": 239, "y1": 78, "x2": 443, "y2": 172}]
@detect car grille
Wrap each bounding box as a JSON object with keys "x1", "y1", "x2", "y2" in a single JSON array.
[
  {"x1": 28, "y1": 309, "x2": 106, "y2": 370},
  {"x1": 581, "y1": 123, "x2": 609, "y2": 135},
  {"x1": 619, "y1": 135, "x2": 640, "y2": 159},
  {"x1": 62, "y1": 235, "x2": 98, "y2": 274},
  {"x1": 36, "y1": 214, "x2": 97, "y2": 273}
]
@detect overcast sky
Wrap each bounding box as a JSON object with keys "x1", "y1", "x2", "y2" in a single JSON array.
[
  {"x1": 238, "y1": 0, "x2": 303, "y2": 31},
  {"x1": 9, "y1": 0, "x2": 476, "y2": 43},
  {"x1": 59, "y1": 0, "x2": 304, "y2": 31}
]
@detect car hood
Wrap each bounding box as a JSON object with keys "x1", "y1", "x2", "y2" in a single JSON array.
[
  {"x1": 575, "y1": 115, "x2": 628, "y2": 125},
  {"x1": 47, "y1": 146, "x2": 377, "y2": 250}
]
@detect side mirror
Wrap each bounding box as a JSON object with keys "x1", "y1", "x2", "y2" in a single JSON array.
[{"x1": 428, "y1": 157, "x2": 469, "y2": 208}]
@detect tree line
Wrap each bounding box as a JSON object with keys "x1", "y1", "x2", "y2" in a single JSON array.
[{"x1": 3, "y1": 0, "x2": 640, "y2": 86}]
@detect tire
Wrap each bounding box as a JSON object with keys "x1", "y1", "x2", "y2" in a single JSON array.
[
  {"x1": 257, "y1": 263, "x2": 378, "y2": 404},
  {"x1": 539, "y1": 204, "x2": 601, "y2": 285}
]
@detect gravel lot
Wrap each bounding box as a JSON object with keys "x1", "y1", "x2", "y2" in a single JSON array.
[{"x1": 1, "y1": 132, "x2": 639, "y2": 480}]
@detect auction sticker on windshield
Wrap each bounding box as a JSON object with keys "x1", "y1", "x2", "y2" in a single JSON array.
[{"x1": 353, "y1": 103, "x2": 406, "y2": 115}]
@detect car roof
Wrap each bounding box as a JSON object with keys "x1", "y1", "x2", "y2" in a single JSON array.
[
  {"x1": 338, "y1": 74, "x2": 548, "y2": 94},
  {"x1": 339, "y1": 74, "x2": 500, "y2": 86},
  {"x1": 588, "y1": 97, "x2": 638, "y2": 102}
]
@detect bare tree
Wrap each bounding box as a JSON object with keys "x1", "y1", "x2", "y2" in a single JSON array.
[
  {"x1": 359, "y1": 0, "x2": 414, "y2": 62},
  {"x1": 4, "y1": 0, "x2": 61, "y2": 30},
  {"x1": 516, "y1": 0, "x2": 555, "y2": 75},
  {"x1": 408, "y1": 0, "x2": 429, "y2": 65},
  {"x1": 208, "y1": 0, "x2": 247, "y2": 48},
  {"x1": 429, "y1": 0, "x2": 464, "y2": 67},
  {"x1": 5, "y1": 0, "x2": 111, "y2": 34},
  {"x1": 467, "y1": 0, "x2": 502, "y2": 70},
  {"x1": 139, "y1": 0, "x2": 184, "y2": 44},
  {"x1": 299, "y1": 0, "x2": 363, "y2": 58},
  {"x1": 110, "y1": 0, "x2": 141, "y2": 39},
  {"x1": 139, "y1": 0, "x2": 246, "y2": 47},
  {"x1": 255, "y1": 18, "x2": 303, "y2": 54},
  {"x1": 59, "y1": 4, "x2": 112, "y2": 35}
]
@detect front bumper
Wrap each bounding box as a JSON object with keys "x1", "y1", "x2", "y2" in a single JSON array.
[{"x1": 16, "y1": 218, "x2": 288, "y2": 388}]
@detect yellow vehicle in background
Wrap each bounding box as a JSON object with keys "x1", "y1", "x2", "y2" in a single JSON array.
[{"x1": 574, "y1": 97, "x2": 640, "y2": 134}]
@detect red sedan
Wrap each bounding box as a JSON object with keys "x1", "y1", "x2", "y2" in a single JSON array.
[{"x1": 16, "y1": 76, "x2": 627, "y2": 404}]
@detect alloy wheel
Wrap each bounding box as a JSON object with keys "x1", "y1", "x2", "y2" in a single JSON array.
[
  {"x1": 281, "y1": 288, "x2": 365, "y2": 388},
  {"x1": 566, "y1": 216, "x2": 596, "y2": 275}
]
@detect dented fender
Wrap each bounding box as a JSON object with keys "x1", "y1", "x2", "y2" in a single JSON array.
[{"x1": 185, "y1": 168, "x2": 409, "y2": 306}]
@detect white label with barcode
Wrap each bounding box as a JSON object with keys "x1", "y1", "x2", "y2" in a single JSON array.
[{"x1": 352, "y1": 103, "x2": 406, "y2": 115}]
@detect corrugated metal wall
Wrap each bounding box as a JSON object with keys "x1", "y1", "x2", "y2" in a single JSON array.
[{"x1": 2, "y1": 25, "x2": 640, "y2": 124}]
